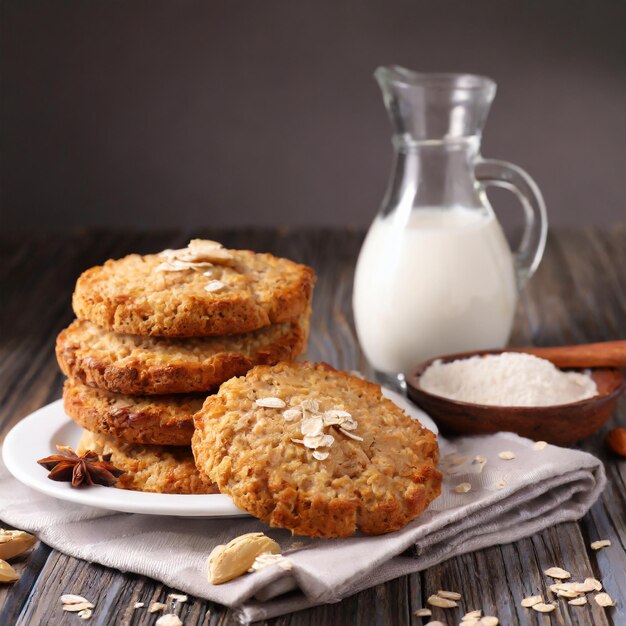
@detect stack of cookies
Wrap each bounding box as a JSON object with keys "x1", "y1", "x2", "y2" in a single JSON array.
[{"x1": 55, "y1": 239, "x2": 315, "y2": 494}]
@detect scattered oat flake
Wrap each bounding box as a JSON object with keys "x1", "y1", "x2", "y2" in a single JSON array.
[
  {"x1": 414, "y1": 608, "x2": 431, "y2": 617},
  {"x1": 149, "y1": 602, "x2": 167, "y2": 613},
  {"x1": 322, "y1": 413, "x2": 344, "y2": 426},
  {"x1": 325, "y1": 409, "x2": 351, "y2": 420},
  {"x1": 78, "y1": 609, "x2": 92, "y2": 620},
  {"x1": 496, "y1": 479, "x2": 506, "y2": 490},
  {"x1": 249, "y1": 553, "x2": 293, "y2": 572},
  {"x1": 320, "y1": 433, "x2": 335, "y2": 446},
  {"x1": 532, "y1": 602, "x2": 556, "y2": 612},
  {"x1": 255, "y1": 397, "x2": 286, "y2": 408},
  {"x1": 61, "y1": 594, "x2": 91, "y2": 605},
  {"x1": 303, "y1": 433, "x2": 334, "y2": 448},
  {"x1": 339, "y1": 419, "x2": 358, "y2": 431},
  {"x1": 155, "y1": 261, "x2": 190, "y2": 272},
  {"x1": 427, "y1": 594, "x2": 457, "y2": 608},
  {"x1": 338, "y1": 428, "x2": 364, "y2": 441},
  {"x1": 302, "y1": 434, "x2": 322, "y2": 447},
  {"x1": 584, "y1": 577, "x2": 603, "y2": 591},
  {"x1": 590, "y1": 539, "x2": 611, "y2": 550},
  {"x1": 498, "y1": 451, "x2": 516, "y2": 460},
  {"x1": 463, "y1": 610, "x2": 482, "y2": 619},
  {"x1": 282, "y1": 409, "x2": 301, "y2": 421},
  {"x1": 170, "y1": 239, "x2": 233, "y2": 264},
  {"x1": 453, "y1": 482, "x2": 472, "y2": 494},
  {"x1": 300, "y1": 398, "x2": 320, "y2": 412},
  {"x1": 556, "y1": 589, "x2": 579, "y2": 598},
  {"x1": 473, "y1": 455, "x2": 487, "y2": 464},
  {"x1": 312, "y1": 450, "x2": 329, "y2": 461},
  {"x1": 204, "y1": 280, "x2": 225, "y2": 292},
  {"x1": 168, "y1": 594, "x2": 187, "y2": 603},
  {"x1": 62, "y1": 603, "x2": 95, "y2": 612},
  {"x1": 480, "y1": 618, "x2": 499, "y2": 626},
  {"x1": 569, "y1": 597, "x2": 588, "y2": 606},
  {"x1": 437, "y1": 590, "x2": 462, "y2": 600},
  {"x1": 449, "y1": 455, "x2": 468, "y2": 466},
  {"x1": 544, "y1": 567, "x2": 571, "y2": 579},
  {"x1": 424, "y1": 622, "x2": 446, "y2": 626},
  {"x1": 134, "y1": 602, "x2": 145, "y2": 608},
  {"x1": 155, "y1": 615, "x2": 183, "y2": 626},
  {"x1": 521, "y1": 595, "x2": 543, "y2": 607},
  {"x1": 533, "y1": 441, "x2": 548, "y2": 450},
  {"x1": 594, "y1": 592, "x2": 616, "y2": 607},
  {"x1": 194, "y1": 240, "x2": 231, "y2": 255},
  {"x1": 301, "y1": 416, "x2": 324, "y2": 436}
]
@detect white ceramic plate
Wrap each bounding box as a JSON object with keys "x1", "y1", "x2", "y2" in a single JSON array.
[{"x1": 2, "y1": 390, "x2": 437, "y2": 517}]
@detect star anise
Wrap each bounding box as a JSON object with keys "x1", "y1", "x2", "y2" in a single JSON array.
[{"x1": 37, "y1": 445, "x2": 125, "y2": 488}]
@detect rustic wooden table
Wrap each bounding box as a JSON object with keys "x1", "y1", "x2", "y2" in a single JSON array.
[{"x1": 1, "y1": 228, "x2": 624, "y2": 626}]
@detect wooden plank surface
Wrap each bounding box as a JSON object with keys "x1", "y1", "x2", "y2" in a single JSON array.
[{"x1": 0, "y1": 227, "x2": 624, "y2": 626}]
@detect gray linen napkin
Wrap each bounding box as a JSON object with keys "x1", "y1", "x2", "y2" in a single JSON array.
[{"x1": 0, "y1": 432, "x2": 605, "y2": 623}]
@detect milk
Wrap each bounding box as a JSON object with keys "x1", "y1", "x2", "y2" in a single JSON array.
[{"x1": 353, "y1": 207, "x2": 517, "y2": 375}]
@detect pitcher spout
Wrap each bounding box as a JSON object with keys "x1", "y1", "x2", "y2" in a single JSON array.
[{"x1": 374, "y1": 66, "x2": 497, "y2": 145}]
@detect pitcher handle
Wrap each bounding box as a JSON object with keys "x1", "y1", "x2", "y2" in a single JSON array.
[{"x1": 475, "y1": 159, "x2": 548, "y2": 288}]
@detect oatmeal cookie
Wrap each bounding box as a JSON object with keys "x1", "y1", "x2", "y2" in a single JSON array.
[
  {"x1": 72, "y1": 240, "x2": 315, "y2": 337},
  {"x1": 63, "y1": 379, "x2": 202, "y2": 446},
  {"x1": 56, "y1": 315, "x2": 309, "y2": 395},
  {"x1": 77, "y1": 429, "x2": 217, "y2": 494},
  {"x1": 192, "y1": 362, "x2": 441, "y2": 538}
]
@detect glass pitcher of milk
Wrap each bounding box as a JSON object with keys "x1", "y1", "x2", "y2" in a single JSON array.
[{"x1": 353, "y1": 67, "x2": 548, "y2": 384}]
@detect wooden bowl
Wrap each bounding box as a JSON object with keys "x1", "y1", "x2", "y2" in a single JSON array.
[{"x1": 406, "y1": 350, "x2": 626, "y2": 445}]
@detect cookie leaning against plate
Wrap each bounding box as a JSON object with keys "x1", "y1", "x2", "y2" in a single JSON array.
[
  {"x1": 63, "y1": 379, "x2": 202, "y2": 446},
  {"x1": 192, "y1": 362, "x2": 442, "y2": 538},
  {"x1": 56, "y1": 315, "x2": 309, "y2": 395},
  {"x1": 72, "y1": 239, "x2": 315, "y2": 337},
  {"x1": 77, "y1": 430, "x2": 218, "y2": 494}
]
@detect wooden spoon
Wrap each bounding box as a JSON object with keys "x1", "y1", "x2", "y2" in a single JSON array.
[
  {"x1": 406, "y1": 341, "x2": 626, "y2": 445},
  {"x1": 486, "y1": 340, "x2": 626, "y2": 369}
]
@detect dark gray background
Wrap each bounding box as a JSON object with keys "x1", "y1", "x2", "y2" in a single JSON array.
[{"x1": 2, "y1": 0, "x2": 625, "y2": 231}]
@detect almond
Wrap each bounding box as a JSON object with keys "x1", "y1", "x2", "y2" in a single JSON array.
[
  {"x1": 0, "y1": 559, "x2": 19, "y2": 583},
  {"x1": 413, "y1": 608, "x2": 431, "y2": 617},
  {"x1": 606, "y1": 428, "x2": 626, "y2": 457},
  {"x1": 208, "y1": 533, "x2": 280, "y2": 584},
  {"x1": 61, "y1": 594, "x2": 92, "y2": 605},
  {"x1": 62, "y1": 602, "x2": 95, "y2": 612},
  {"x1": 0, "y1": 529, "x2": 36, "y2": 561},
  {"x1": 544, "y1": 566, "x2": 571, "y2": 579},
  {"x1": 594, "y1": 592, "x2": 616, "y2": 607},
  {"x1": 427, "y1": 594, "x2": 457, "y2": 608}
]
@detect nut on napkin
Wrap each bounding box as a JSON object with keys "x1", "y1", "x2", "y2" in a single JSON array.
[{"x1": 208, "y1": 532, "x2": 280, "y2": 584}]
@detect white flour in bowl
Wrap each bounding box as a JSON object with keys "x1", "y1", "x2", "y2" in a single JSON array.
[{"x1": 419, "y1": 352, "x2": 598, "y2": 407}]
